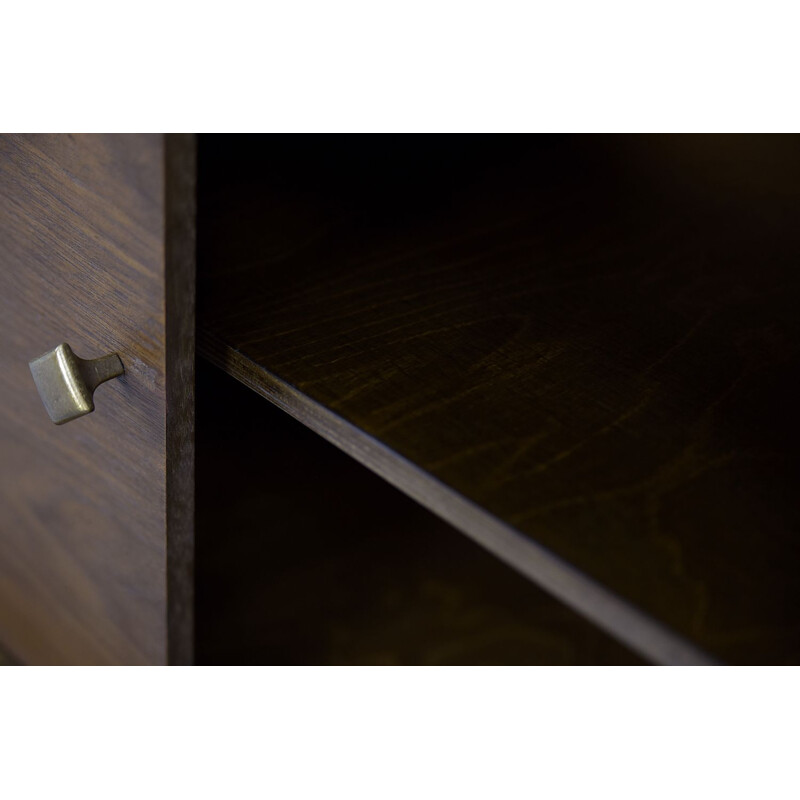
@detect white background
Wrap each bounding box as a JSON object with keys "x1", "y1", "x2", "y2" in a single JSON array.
[{"x1": 2, "y1": 669, "x2": 798, "y2": 798}]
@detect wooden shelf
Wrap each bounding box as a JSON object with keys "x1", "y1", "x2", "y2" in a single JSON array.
[
  {"x1": 197, "y1": 136, "x2": 800, "y2": 665},
  {"x1": 195, "y1": 363, "x2": 642, "y2": 665}
]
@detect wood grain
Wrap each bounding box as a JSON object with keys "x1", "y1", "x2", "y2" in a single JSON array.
[
  {"x1": 196, "y1": 362, "x2": 643, "y2": 665},
  {"x1": 198, "y1": 135, "x2": 800, "y2": 665},
  {"x1": 0, "y1": 134, "x2": 195, "y2": 664},
  {"x1": 165, "y1": 134, "x2": 196, "y2": 665}
]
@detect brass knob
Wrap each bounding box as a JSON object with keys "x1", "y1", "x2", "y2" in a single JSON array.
[{"x1": 29, "y1": 343, "x2": 124, "y2": 425}]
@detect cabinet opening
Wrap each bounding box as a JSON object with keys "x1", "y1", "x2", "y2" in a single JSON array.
[{"x1": 195, "y1": 361, "x2": 640, "y2": 665}]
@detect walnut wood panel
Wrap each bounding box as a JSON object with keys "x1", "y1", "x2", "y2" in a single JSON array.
[
  {"x1": 0, "y1": 134, "x2": 195, "y2": 664},
  {"x1": 197, "y1": 135, "x2": 800, "y2": 665}
]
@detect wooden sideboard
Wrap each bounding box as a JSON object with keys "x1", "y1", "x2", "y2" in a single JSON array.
[{"x1": 1, "y1": 134, "x2": 798, "y2": 664}]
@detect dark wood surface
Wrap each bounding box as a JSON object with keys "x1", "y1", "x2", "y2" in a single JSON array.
[
  {"x1": 164, "y1": 134, "x2": 197, "y2": 665},
  {"x1": 198, "y1": 135, "x2": 800, "y2": 665},
  {"x1": 0, "y1": 134, "x2": 195, "y2": 664},
  {"x1": 196, "y1": 362, "x2": 643, "y2": 665},
  {"x1": 0, "y1": 642, "x2": 17, "y2": 665}
]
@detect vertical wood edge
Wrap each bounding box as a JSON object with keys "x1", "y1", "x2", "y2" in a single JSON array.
[{"x1": 165, "y1": 134, "x2": 196, "y2": 665}]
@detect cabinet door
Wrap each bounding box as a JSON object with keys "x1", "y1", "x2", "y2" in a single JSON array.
[{"x1": 0, "y1": 134, "x2": 195, "y2": 664}]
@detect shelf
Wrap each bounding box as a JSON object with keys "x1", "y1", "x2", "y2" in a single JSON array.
[
  {"x1": 195, "y1": 363, "x2": 642, "y2": 665},
  {"x1": 197, "y1": 136, "x2": 800, "y2": 665}
]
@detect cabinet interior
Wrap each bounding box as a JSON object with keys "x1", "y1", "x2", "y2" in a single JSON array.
[{"x1": 195, "y1": 362, "x2": 640, "y2": 664}]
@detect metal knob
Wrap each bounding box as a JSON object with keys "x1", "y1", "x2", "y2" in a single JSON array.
[{"x1": 29, "y1": 343, "x2": 124, "y2": 425}]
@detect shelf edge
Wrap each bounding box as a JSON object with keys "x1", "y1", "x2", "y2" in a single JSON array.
[{"x1": 199, "y1": 330, "x2": 719, "y2": 667}]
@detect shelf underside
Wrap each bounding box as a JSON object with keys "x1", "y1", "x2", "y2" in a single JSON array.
[{"x1": 198, "y1": 135, "x2": 800, "y2": 665}]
